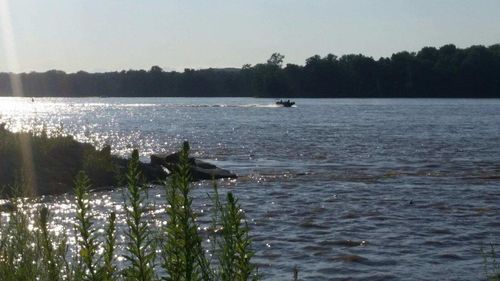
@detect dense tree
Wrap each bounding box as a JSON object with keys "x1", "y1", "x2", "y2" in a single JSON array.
[{"x1": 0, "y1": 44, "x2": 499, "y2": 98}]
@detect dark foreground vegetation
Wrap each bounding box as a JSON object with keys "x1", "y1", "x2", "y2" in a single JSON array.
[
  {"x1": 0, "y1": 143, "x2": 260, "y2": 280},
  {"x1": 0, "y1": 124, "x2": 121, "y2": 197},
  {"x1": 1, "y1": 44, "x2": 499, "y2": 98}
]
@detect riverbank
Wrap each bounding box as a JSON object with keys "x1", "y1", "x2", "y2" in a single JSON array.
[
  {"x1": 0, "y1": 124, "x2": 237, "y2": 198},
  {"x1": 0, "y1": 123, "x2": 123, "y2": 197}
]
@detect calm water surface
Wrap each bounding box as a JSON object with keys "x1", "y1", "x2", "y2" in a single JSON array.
[{"x1": 1, "y1": 97, "x2": 499, "y2": 280}]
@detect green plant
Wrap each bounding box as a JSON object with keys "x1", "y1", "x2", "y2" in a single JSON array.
[
  {"x1": 0, "y1": 197, "x2": 40, "y2": 280},
  {"x1": 161, "y1": 142, "x2": 259, "y2": 281},
  {"x1": 101, "y1": 211, "x2": 117, "y2": 281},
  {"x1": 217, "y1": 191, "x2": 258, "y2": 281},
  {"x1": 37, "y1": 206, "x2": 70, "y2": 281},
  {"x1": 74, "y1": 171, "x2": 99, "y2": 281},
  {"x1": 124, "y1": 149, "x2": 156, "y2": 281},
  {"x1": 162, "y1": 142, "x2": 209, "y2": 281},
  {"x1": 482, "y1": 243, "x2": 500, "y2": 281}
]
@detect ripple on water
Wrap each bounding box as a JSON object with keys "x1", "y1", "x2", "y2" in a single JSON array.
[
  {"x1": 319, "y1": 239, "x2": 368, "y2": 247},
  {"x1": 436, "y1": 253, "x2": 465, "y2": 261},
  {"x1": 333, "y1": 254, "x2": 368, "y2": 264},
  {"x1": 1, "y1": 97, "x2": 500, "y2": 280}
]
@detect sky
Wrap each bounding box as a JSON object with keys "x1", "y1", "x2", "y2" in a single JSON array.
[{"x1": 0, "y1": 0, "x2": 499, "y2": 73}]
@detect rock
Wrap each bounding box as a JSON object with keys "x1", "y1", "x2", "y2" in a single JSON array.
[
  {"x1": 190, "y1": 166, "x2": 237, "y2": 180},
  {"x1": 96, "y1": 150, "x2": 236, "y2": 187},
  {"x1": 139, "y1": 162, "x2": 169, "y2": 182},
  {"x1": 149, "y1": 152, "x2": 236, "y2": 181},
  {"x1": 194, "y1": 159, "x2": 217, "y2": 170},
  {"x1": 151, "y1": 152, "x2": 190, "y2": 166}
]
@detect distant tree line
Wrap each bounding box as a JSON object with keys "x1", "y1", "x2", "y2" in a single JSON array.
[{"x1": 1, "y1": 44, "x2": 499, "y2": 98}]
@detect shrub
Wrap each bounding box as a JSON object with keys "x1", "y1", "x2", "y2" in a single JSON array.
[{"x1": 0, "y1": 124, "x2": 119, "y2": 197}]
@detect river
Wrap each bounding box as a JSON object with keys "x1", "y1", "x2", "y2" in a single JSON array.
[{"x1": 1, "y1": 97, "x2": 499, "y2": 280}]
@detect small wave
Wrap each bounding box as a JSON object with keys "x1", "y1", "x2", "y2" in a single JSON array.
[
  {"x1": 298, "y1": 221, "x2": 331, "y2": 229},
  {"x1": 437, "y1": 253, "x2": 464, "y2": 260},
  {"x1": 424, "y1": 240, "x2": 446, "y2": 246},
  {"x1": 320, "y1": 239, "x2": 369, "y2": 247},
  {"x1": 333, "y1": 255, "x2": 367, "y2": 263}
]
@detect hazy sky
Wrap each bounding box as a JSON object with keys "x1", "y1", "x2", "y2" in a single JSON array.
[{"x1": 1, "y1": 0, "x2": 499, "y2": 73}]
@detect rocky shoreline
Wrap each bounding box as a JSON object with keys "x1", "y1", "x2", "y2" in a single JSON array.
[
  {"x1": 0, "y1": 124, "x2": 236, "y2": 198},
  {"x1": 89, "y1": 151, "x2": 237, "y2": 193}
]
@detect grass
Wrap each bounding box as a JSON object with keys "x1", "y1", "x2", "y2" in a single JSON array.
[
  {"x1": 0, "y1": 142, "x2": 260, "y2": 280},
  {"x1": 0, "y1": 196, "x2": 71, "y2": 280}
]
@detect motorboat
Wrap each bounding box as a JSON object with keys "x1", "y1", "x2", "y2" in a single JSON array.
[{"x1": 276, "y1": 99, "x2": 295, "y2": 107}]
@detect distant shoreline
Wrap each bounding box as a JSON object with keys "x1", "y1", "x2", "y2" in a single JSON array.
[
  {"x1": 1, "y1": 44, "x2": 499, "y2": 99},
  {"x1": 2, "y1": 96, "x2": 500, "y2": 99}
]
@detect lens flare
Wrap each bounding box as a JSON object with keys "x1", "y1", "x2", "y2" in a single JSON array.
[
  {"x1": 1, "y1": 0, "x2": 37, "y2": 195},
  {"x1": 0, "y1": 0, "x2": 23, "y2": 96}
]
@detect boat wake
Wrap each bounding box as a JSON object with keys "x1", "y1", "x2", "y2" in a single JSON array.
[{"x1": 112, "y1": 103, "x2": 284, "y2": 108}]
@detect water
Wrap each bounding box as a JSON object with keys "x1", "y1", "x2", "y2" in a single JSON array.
[{"x1": 1, "y1": 97, "x2": 499, "y2": 280}]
